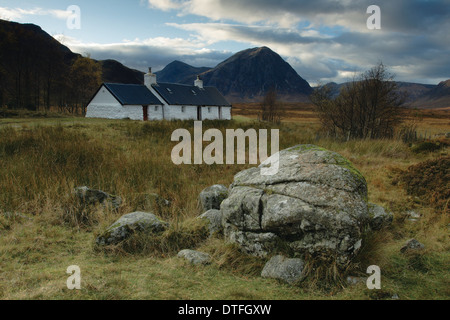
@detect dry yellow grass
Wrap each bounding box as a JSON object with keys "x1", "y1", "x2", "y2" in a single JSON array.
[{"x1": 0, "y1": 107, "x2": 449, "y2": 300}]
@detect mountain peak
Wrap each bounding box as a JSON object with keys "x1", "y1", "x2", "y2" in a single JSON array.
[
  {"x1": 249, "y1": 46, "x2": 273, "y2": 54},
  {"x1": 200, "y1": 46, "x2": 312, "y2": 102}
]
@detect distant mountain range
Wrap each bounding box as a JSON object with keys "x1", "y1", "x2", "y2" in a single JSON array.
[
  {"x1": 156, "y1": 47, "x2": 313, "y2": 102},
  {"x1": 408, "y1": 80, "x2": 450, "y2": 109},
  {"x1": 0, "y1": 19, "x2": 448, "y2": 108},
  {"x1": 321, "y1": 80, "x2": 449, "y2": 109},
  {"x1": 156, "y1": 48, "x2": 449, "y2": 107}
]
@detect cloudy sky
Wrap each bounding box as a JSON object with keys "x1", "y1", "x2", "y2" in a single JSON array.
[{"x1": 1, "y1": 0, "x2": 449, "y2": 85}]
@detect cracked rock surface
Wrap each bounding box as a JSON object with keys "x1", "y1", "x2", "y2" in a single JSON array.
[{"x1": 221, "y1": 144, "x2": 370, "y2": 267}]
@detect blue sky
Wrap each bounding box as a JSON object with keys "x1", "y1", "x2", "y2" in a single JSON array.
[{"x1": 1, "y1": 0, "x2": 449, "y2": 85}]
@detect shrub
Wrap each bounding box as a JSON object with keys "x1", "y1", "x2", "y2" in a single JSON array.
[
  {"x1": 396, "y1": 156, "x2": 450, "y2": 211},
  {"x1": 411, "y1": 141, "x2": 442, "y2": 154},
  {"x1": 311, "y1": 63, "x2": 405, "y2": 140}
]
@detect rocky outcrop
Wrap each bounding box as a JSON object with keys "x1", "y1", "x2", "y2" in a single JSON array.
[
  {"x1": 199, "y1": 184, "x2": 229, "y2": 212},
  {"x1": 221, "y1": 144, "x2": 370, "y2": 267},
  {"x1": 96, "y1": 211, "x2": 168, "y2": 246},
  {"x1": 74, "y1": 186, "x2": 122, "y2": 210}
]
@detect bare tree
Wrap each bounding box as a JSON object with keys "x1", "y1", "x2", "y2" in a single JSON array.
[
  {"x1": 259, "y1": 87, "x2": 285, "y2": 123},
  {"x1": 311, "y1": 63, "x2": 405, "y2": 140}
]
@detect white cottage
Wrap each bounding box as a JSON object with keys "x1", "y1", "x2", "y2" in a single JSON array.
[{"x1": 86, "y1": 68, "x2": 232, "y2": 121}]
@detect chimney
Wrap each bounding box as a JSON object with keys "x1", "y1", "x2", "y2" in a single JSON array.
[
  {"x1": 194, "y1": 75, "x2": 203, "y2": 89},
  {"x1": 144, "y1": 67, "x2": 157, "y2": 88}
]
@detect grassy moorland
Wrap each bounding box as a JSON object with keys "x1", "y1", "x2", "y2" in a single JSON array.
[{"x1": 0, "y1": 105, "x2": 448, "y2": 300}]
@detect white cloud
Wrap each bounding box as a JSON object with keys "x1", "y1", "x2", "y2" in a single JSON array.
[
  {"x1": 0, "y1": 6, "x2": 72, "y2": 21},
  {"x1": 147, "y1": 0, "x2": 375, "y2": 30},
  {"x1": 53, "y1": 34, "x2": 231, "y2": 72},
  {"x1": 0, "y1": 7, "x2": 43, "y2": 20},
  {"x1": 48, "y1": 9, "x2": 72, "y2": 20},
  {"x1": 147, "y1": 0, "x2": 185, "y2": 11},
  {"x1": 37, "y1": 1, "x2": 450, "y2": 85},
  {"x1": 165, "y1": 20, "x2": 450, "y2": 84},
  {"x1": 149, "y1": 0, "x2": 450, "y2": 38}
]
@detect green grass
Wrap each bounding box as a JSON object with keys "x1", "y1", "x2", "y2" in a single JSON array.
[{"x1": 0, "y1": 115, "x2": 449, "y2": 300}]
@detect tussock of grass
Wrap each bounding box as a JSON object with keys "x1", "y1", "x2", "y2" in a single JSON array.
[
  {"x1": 300, "y1": 255, "x2": 347, "y2": 291},
  {"x1": 198, "y1": 238, "x2": 266, "y2": 276},
  {"x1": 94, "y1": 217, "x2": 209, "y2": 257}
]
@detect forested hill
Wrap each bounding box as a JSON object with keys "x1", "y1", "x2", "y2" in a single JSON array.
[{"x1": 0, "y1": 19, "x2": 143, "y2": 113}]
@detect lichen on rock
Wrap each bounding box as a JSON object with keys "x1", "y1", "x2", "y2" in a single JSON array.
[{"x1": 221, "y1": 144, "x2": 371, "y2": 267}]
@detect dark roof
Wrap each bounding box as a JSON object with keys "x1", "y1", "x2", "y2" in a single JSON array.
[
  {"x1": 152, "y1": 82, "x2": 231, "y2": 107},
  {"x1": 103, "y1": 83, "x2": 163, "y2": 105}
]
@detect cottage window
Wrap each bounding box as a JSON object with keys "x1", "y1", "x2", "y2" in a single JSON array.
[
  {"x1": 155, "y1": 106, "x2": 158, "y2": 111},
  {"x1": 208, "y1": 107, "x2": 211, "y2": 113},
  {"x1": 181, "y1": 106, "x2": 185, "y2": 112}
]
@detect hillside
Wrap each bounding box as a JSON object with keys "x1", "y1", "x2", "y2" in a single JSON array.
[
  {"x1": 155, "y1": 60, "x2": 211, "y2": 85},
  {"x1": 410, "y1": 80, "x2": 450, "y2": 109},
  {"x1": 99, "y1": 59, "x2": 144, "y2": 85},
  {"x1": 0, "y1": 19, "x2": 147, "y2": 110},
  {"x1": 396, "y1": 82, "x2": 436, "y2": 103}
]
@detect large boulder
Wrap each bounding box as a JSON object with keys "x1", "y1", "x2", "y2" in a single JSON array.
[
  {"x1": 199, "y1": 184, "x2": 229, "y2": 211},
  {"x1": 96, "y1": 211, "x2": 168, "y2": 245},
  {"x1": 221, "y1": 144, "x2": 370, "y2": 267}
]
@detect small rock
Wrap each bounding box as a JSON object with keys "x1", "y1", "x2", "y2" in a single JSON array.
[
  {"x1": 400, "y1": 239, "x2": 425, "y2": 253},
  {"x1": 74, "y1": 186, "x2": 122, "y2": 209},
  {"x1": 96, "y1": 211, "x2": 168, "y2": 246},
  {"x1": 406, "y1": 210, "x2": 421, "y2": 222},
  {"x1": 391, "y1": 293, "x2": 400, "y2": 300},
  {"x1": 261, "y1": 255, "x2": 305, "y2": 285},
  {"x1": 199, "y1": 184, "x2": 228, "y2": 211},
  {"x1": 368, "y1": 203, "x2": 393, "y2": 230},
  {"x1": 199, "y1": 209, "x2": 223, "y2": 236},
  {"x1": 407, "y1": 211, "x2": 421, "y2": 219},
  {"x1": 177, "y1": 249, "x2": 211, "y2": 265}
]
